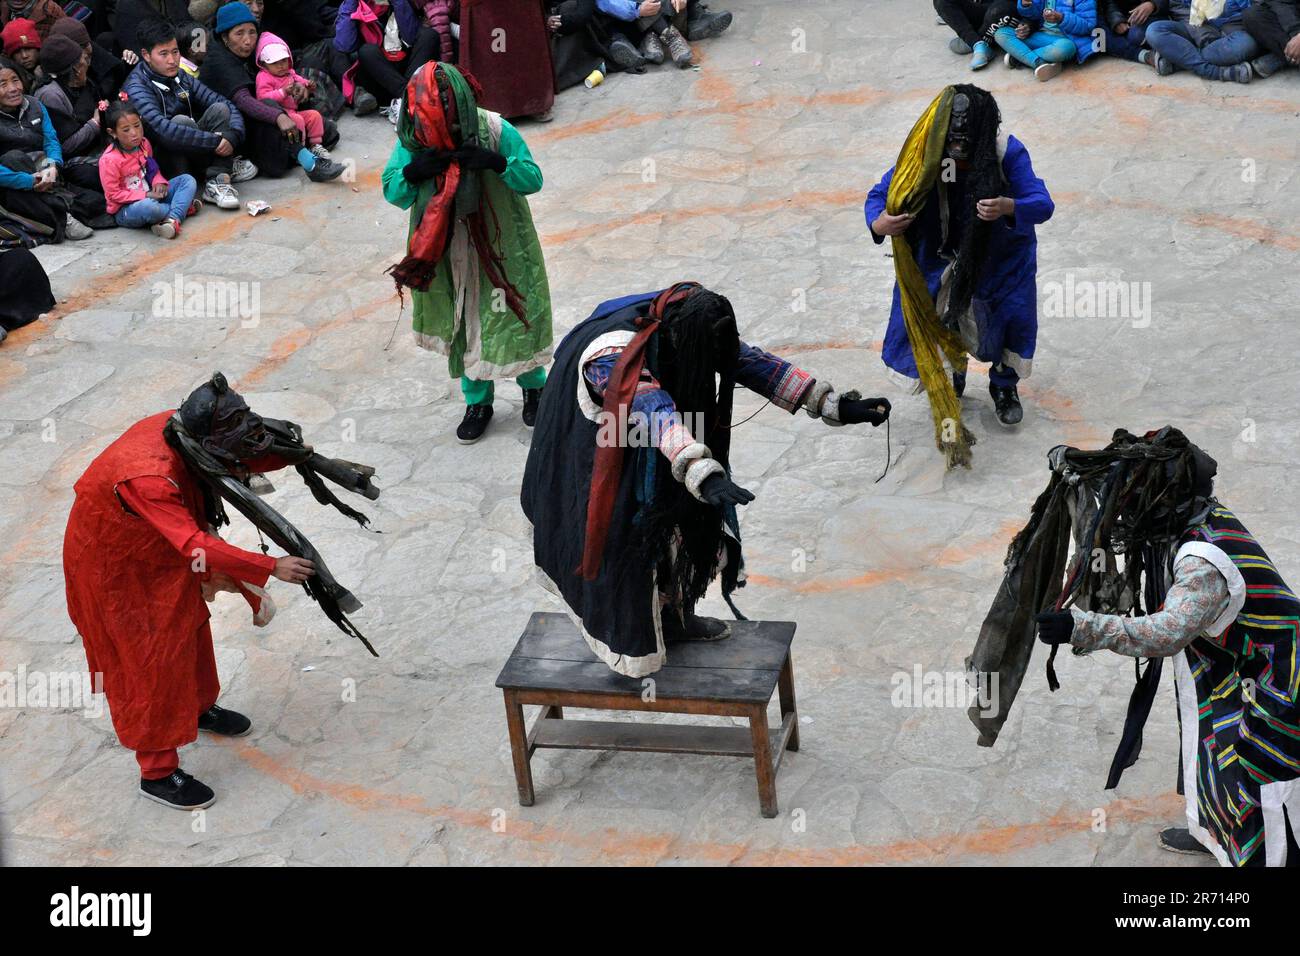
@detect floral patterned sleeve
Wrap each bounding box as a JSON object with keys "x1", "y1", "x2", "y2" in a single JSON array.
[{"x1": 1068, "y1": 555, "x2": 1231, "y2": 657}]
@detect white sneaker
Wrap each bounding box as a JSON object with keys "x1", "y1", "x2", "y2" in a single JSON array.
[
  {"x1": 309, "y1": 143, "x2": 333, "y2": 160},
  {"x1": 1034, "y1": 61, "x2": 1063, "y2": 82},
  {"x1": 64, "y1": 214, "x2": 93, "y2": 240},
  {"x1": 203, "y1": 175, "x2": 240, "y2": 210},
  {"x1": 230, "y1": 157, "x2": 258, "y2": 183},
  {"x1": 381, "y1": 98, "x2": 401, "y2": 126}
]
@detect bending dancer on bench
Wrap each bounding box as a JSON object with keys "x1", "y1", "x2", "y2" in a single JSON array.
[{"x1": 520, "y1": 282, "x2": 890, "y2": 677}]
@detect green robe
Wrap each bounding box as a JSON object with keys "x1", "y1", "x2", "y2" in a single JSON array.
[{"x1": 382, "y1": 109, "x2": 553, "y2": 381}]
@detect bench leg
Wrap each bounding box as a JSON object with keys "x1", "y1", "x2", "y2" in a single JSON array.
[
  {"x1": 748, "y1": 703, "x2": 778, "y2": 819},
  {"x1": 503, "y1": 690, "x2": 535, "y2": 807},
  {"x1": 778, "y1": 653, "x2": 799, "y2": 752}
]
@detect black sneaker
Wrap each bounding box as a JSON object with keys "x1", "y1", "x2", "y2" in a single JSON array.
[
  {"x1": 198, "y1": 704, "x2": 252, "y2": 737},
  {"x1": 1158, "y1": 826, "x2": 1212, "y2": 855},
  {"x1": 456, "y1": 403, "x2": 493, "y2": 443},
  {"x1": 139, "y1": 769, "x2": 216, "y2": 810},
  {"x1": 306, "y1": 156, "x2": 346, "y2": 182},
  {"x1": 989, "y1": 382, "x2": 1023, "y2": 426},
  {"x1": 353, "y1": 88, "x2": 378, "y2": 116},
  {"x1": 687, "y1": 6, "x2": 732, "y2": 41},
  {"x1": 521, "y1": 388, "x2": 542, "y2": 427},
  {"x1": 662, "y1": 611, "x2": 731, "y2": 643},
  {"x1": 953, "y1": 370, "x2": 967, "y2": 398},
  {"x1": 608, "y1": 36, "x2": 646, "y2": 70}
]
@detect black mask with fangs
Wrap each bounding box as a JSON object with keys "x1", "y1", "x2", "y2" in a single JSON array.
[{"x1": 177, "y1": 372, "x2": 273, "y2": 467}]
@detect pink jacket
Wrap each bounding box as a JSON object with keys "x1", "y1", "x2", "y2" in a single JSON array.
[
  {"x1": 254, "y1": 31, "x2": 310, "y2": 106},
  {"x1": 98, "y1": 138, "x2": 167, "y2": 215}
]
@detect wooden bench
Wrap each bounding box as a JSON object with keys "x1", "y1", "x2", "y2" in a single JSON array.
[{"x1": 495, "y1": 611, "x2": 798, "y2": 818}]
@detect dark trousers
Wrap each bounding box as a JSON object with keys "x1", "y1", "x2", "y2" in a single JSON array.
[
  {"x1": 1102, "y1": 22, "x2": 1151, "y2": 61},
  {"x1": 356, "y1": 27, "x2": 441, "y2": 100},
  {"x1": 1244, "y1": 0, "x2": 1300, "y2": 59},
  {"x1": 934, "y1": 0, "x2": 1016, "y2": 47},
  {"x1": 150, "y1": 103, "x2": 236, "y2": 183},
  {"x1": 610, "y1": 0, "x2": 700, "y2": 41},
  {"x1": 0, "y1": 149, "x2": 110, "y2": 242}
]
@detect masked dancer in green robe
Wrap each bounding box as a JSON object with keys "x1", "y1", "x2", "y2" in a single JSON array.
[{"x1": 382, "y1": 62, "x2": 553, "y2": 444}]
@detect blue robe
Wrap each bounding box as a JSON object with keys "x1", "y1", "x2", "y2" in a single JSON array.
[{"x1": 864, "y1": 135, "x2": 1053, "y2": 383}]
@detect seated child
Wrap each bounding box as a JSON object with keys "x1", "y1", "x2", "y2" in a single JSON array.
[
  {"x1": 995, "y1": 0, "x2": 1098, "y2": 80},
  {"x1": 98, "y1": 99, "x2": 199, "y2": 239},
  {"x1": 177, "y1": 21, "x2": 209, "y2": 77},
  {"x1": 254, "y1": 32, "x2": 330, "y2": 158}
]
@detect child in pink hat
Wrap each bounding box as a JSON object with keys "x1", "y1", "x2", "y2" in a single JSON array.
[{"x1": 253, "y1": 31, "x2": 329, "y2": 156}]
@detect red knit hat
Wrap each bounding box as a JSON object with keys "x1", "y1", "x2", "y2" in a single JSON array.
[{"x1": 2, "y1": 18, "x2": 41, "y2": 56}]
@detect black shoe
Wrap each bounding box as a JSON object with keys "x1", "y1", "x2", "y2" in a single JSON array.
[
  {"x1": 953, "y1": 370, "x2": 967, "y2": 398},
  {"x1": 521, "y1": 388, "x2": 542, "y2": 427},
  {"x1": 687, "y1": 6, "x2": 732, "y2": 41},
  {"x1": 989, "y1": 382, "x2": 1023, "y2": 426},
  {"x1": 198, "y1": 704, "x2": 252, "y2": 737},
  {"x1": 608, "y1": 36, "x2": 646, "y2": 70},
  {"x1": 1158, "y1": 826, "x2": 1212, "y2": 855},
  {"x1": 456, "y1": 403, "x2": 493, "y2": 443},
  {"x1": 306, "y1": 156, "x2": 345, "y2": 182},
  {"x1": 139, "y1": 769, "x2": 216, "y2": 810},
  {"x1": 662, "y1": 611, "x2": 731, "y2": 643},
  {"x1": 353, "y1": 88, "x2": 378, "y2": 116},
  {"x1": 321, "y1": 118, "x2": 341, "y2": 151}
]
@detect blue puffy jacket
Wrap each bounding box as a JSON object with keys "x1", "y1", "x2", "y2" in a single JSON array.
[
  {"x1": 123, "y1": 62, "x2": 246, "y2": 152},
  {"x1": 1014, "y1": 0, "x2": 1100, "y2": 62}
]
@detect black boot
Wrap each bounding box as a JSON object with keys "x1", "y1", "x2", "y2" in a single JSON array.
[
  {"x1": 521, "y1": 388, "x2": 542, "y2": 427},
  {"x1": 953, "y1": 370, "x2": 966, "y2": 398},
  {"x1": 139, "y1": 769, "x2": 216, "y2": 810},
  {"x1": 989, "y1": 381, "x2": 1023, "y2": 426},
  {"x1": 687, "y1": 3, "x2": 733, "y2": 40},
  {"x1": 306, "y1": 156, "x2": 346, "y2": 182},
  {"x1": 608, "y1": 36, "x2": 646, "y2": 70},
  {"x1": 456, "y1": 403, "x2": 494, "y2": 443},
  {"x1": 198, "y1": 704, "x2": 252, "y2": 737},
  {"x1": 353, "y1": 88, "x2": 378, "y2": 116},
  {"x1": 1158, "y1": 827, "x2": 1212, "y2": 855},
  {"x1": 661, "y1": 611, "x2": 731, "y2": 643}
]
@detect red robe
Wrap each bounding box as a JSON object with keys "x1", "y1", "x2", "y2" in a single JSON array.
[
  {"x1": 62, "y1": 411, "x2": 280, "y2": 752},
  {"x1": 459, "y1": 0, "x2": 556, "y2": 119}
]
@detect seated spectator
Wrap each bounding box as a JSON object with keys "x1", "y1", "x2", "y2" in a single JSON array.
[
  {"x1": 0, "y1": 247, "x2": 55, "y2": 344},
  {"x1": 421, "y1": 0, "x2": 457, "y2": 63},
  {"x1": 113, "y1": 0, "x2": 190, "y2": 58},
  {"x1": 1242, "y1": 0, "x2": 1299, "y2": 72},
  {"x1": 0, "y1": 0, "x2": 68, "y2": 41},
  {"x1": 176, "y1": 20, "x2": 208, "y2": 76},
  {"x1": 201, "y1": 3, "x2": 343, "y2": 180},
  {"x1": 333, "y1": 0, "x2": 434, "y2": 121},
  {"x1": 3, "y1": 17, "x2": 41, "y2": 84},
  {"x1": 547, "y1": 0, "x2": 620, "y2": 90},
  {"x1": 99, "y1": 98, "x2": 198, "y2": 237},
  {"x1": 0, "y1": 55, "x2": 96, "y2": 241},
  {"x1": 934, "y1": 0, "x2": 1016, "y2": 70},
  {"x1": 1098, "y1": 0, "x2": 1164, "y2": 61},
  {"x1": 994, "y1": 0, "x2": 1097, "y2": 81},
  {"x1": 460, "y1": 0, "x2": 555, "y2": 120},
  {"x1": 598, "y1": 0, "x2": 693, "y2": 68},
  {"x1": 32, "y1": 34, "x2": 105, "y2": 194},
  {"x1": 254, "y1": 31, "x2": 333, "y2": 157},
  {"x1": 48, "y1": 16, "x2": 127, "y2": 100},
  {"x1": 123, "y1": 18, "x2": 249, "y2": 209},
  {"x1": 1144, "y1": 0, "x2": 1266, "y2": 82}
]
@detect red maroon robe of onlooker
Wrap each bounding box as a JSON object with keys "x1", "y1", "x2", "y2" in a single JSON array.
[
  {"x1": 63, "y1": 411, "x2": 281, "y2": 778},
  {"x1": 459, "y1": 0, "x2": 556, "y2": 118}
]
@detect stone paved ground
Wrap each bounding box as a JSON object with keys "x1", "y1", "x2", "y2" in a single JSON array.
[{"x1": 2, "y1": 0, "x2": 1298, "y2": 866}]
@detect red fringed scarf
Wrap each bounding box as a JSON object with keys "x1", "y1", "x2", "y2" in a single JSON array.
[{"x1": 578, "y1": 281, "x2": 701, "y2": 581}]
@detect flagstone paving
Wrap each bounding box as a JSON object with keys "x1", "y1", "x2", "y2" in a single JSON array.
[{"x1": 2, "y1": 0, "x2": 1297, "y2": 866}]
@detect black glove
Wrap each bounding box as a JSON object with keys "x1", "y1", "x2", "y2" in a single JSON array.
[
  {"x1": 403, "y1": 149, "x2": 453, "y2": 183},
  {"x1": 838, "y1": 396, "x2": 891, "y2": 426},
  {"x1": 699, "y1": 472, "x2": 756, "y2": 509},
  {"x1": 452, "y1": 144, "x2": 508, "y2": 174},
  {"x1": 1035, "y1": 611, "x2": 1075, "y2": 645}
]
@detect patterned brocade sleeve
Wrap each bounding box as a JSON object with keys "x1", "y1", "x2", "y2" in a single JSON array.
[
  {"x1": 735, "y1": 341, "x2": 817, "y2": 413},
  {"x1": 1069, "y1": 556, "x2": 1232, "y2": 658}
]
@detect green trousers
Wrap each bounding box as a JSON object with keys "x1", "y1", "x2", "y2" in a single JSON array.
[{"x1": 461, "y1": 366, "x2": 547, "y2": 406}]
